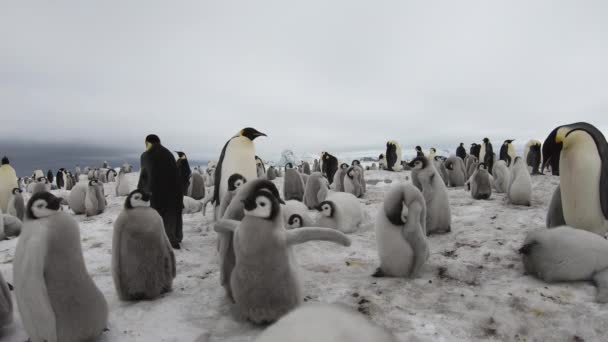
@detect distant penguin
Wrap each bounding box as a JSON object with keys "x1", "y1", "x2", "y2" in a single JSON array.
[
  {"x1": 543, "y1": 122, "x2": 608, "y2": 235},
  {"x1": 1, "y1": 211, "x2": 22, "y2": 239},
  {"x1": 316, "y1": 192, "x2": 364, "y2": 234},
  {"x1": 0, "y1": 270, "x2": 12, "y2": 328},
  {"x1": 526, "y1": 143, "x2": 542, "y2": 175},
  {"x1": 433, "y1": 157, "x2": 449, "y2": 186},
  {"x1": 255, "y1": 155, "x2": 266, "y2": 179},
  {"x1": 313, "y1": 159, "x2": 320, "y2": 172},
  {"x1": 282, "y1": 200, "x2": 314, "y2": 229},
  {"x1": 301, "y1": 161, "x2": 311, "y2": 175},
  {"x1": 385, "y1": 141, "x2": 403, "y2": 171},
  {"x1": 499, "y1": 139, "x2": 516, "y2": 166},
  {"x1": 470, "y1": 143, "x2": 480, "y2": 159},
  {"x1": 456, "y1": 143, "x2": 467, "y2": 160},
  {"x1": 480, "y1": 138, "x2": 495, "y2": 174},
  {"x1": 374, "y1": 183, "x2": 429, "y2": 278},
  {"x1": 283, "y1": 164, "x2": 305, "y2": 201},
  {"x1": 188, "y1": 172, "x2": 206, "y2": 200},
  {"x1": 428, "y1": 147, "x2": 437, "y2": 159},
  {"x1": 331, "y1": 163, "x2": 349, "y2": 192},
  {"x1": 492, "y1": 160, "x2": 511, "y2": 193},
  {"x1": 0, "y1": 157, "x2": 18, "y2": 213},
  {"x1": 321, "y1": 152, "x2": 339, "y2": 183},
  {"x1": 213, "y1": 182, "x2": 350, "y2": 324},
  {"x1": 254, "y1": 304, "x2": 397, "y2": 342},
  {"x1": 508, "y1": 157, "x2": 532, "y2": 206},
  {"x1": 112, "y1": 189, "x2": 176, "y2": 301},
  {"x1": 85, "y1": 179, "x2": 106, "y2": 216},
  {"x1": 344, "y1": 166, "x2": 364, "y2": 198},
  {"x1": 415, "y1": 146, "x2": 424, "y2": 157},
  {"x1": 68, "y1": 181, "x2": 88, "y2": 214},
  {"x1": 378, "y1": 153, "x2": 387, "y2": 170},
  {"x1": 524, "y1": 139, "x2": 543, "y2": 167},
  {"x1": 65, "y1": 172, "x2": 75, "y2": 191},
  {"x1": 300, "y1": 173, "x2": 309, "y2": 187},
  {"x1": 75, "y1": 165, "x2": 81, "y2": 179},
  {"x1": 352, "y1": 160, "x2": 366, "y2": 193},
  {"x1": 465, "y1": 155, "x2": 478, "y2": 180},
  {"x1": 175, "y1": 151, "x2": 192, "y2": 195},
  {"x1": 7, "y1": 188, "x2": 25, "y2": 221},
  {"x1": 266, "y1": 166, "x2": 277, "y2": 181},
  {"x1": 213, "y1": 128, "x2": 266, "y2": 218},
  {"x1": 56, "y1": 169, "x2": 65, "y2": 189},
  {"x1": 519, "y1": 226, "x2": 608, "y2": 303},
  {"x1": 371, "y1": 163, "x2": 378, "y2": 171},
  {"x1": 116, "y1": 169, "x2": 131, "y2": 196},
  {"x1": 444, "y1": 156, "x2": 466, "y2": 187},
  {"x1": 468, "y1": 163, "x2": 492, "y2": 200},
  {"x1": 219, "y1": 173, "x2": 247, "y2": 218},
  {"x1": 47, "y1": 170, "x2": 54, "y2": 184},
  {"x1": 14, "y1": 191, "x2": 108, "y2": 342},
  {"x1": 31, "y1": 177, "x2": 50, "y2": 195},
  {"x1": 106, "y1": 169, "x2": 117, "y2": 182},
  {"x1": 103, "y1": 161, "x2": 109, "y2": 168},
  {"x1": 303, "y1": 172, "x2": 330, "y2": 209},
  {"x1": 409, "y1": 156, "x2": 451, "y2": 235}
]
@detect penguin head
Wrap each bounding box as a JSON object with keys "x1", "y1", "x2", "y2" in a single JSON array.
[
  {"x1": 125, "y1": 189, "x2": 151, "y2": 209},
  {"x1": 340, "y1": 163, "x2": 349, "y2": 170},
  {"x1": 26, "y1": 191, "x2": 63, "y2": 219},
  {"x1": 408, "y1": 156, "x2": 428, "y2": 170},
  {"x1": 430, "y1": 148, "x2": 436, "y2": 153},
  {"x1": 483, "y1": 138, "x2": 490, "y2": 143},
  {"x1": 242, "y1": 189, "x2": 280, "y2": 220},
  {"x1": 460, "y1": 143, "x2": 464, "y2": 147},
  {"x1": 285, "y1": 163, "x2": 294, "y2": 169},
  {"x1": 175, "y1": 151, "x2": 186, "y2": 159},
  {"x1": 37, "y1": 177, "x2": 47, "y2": 183},
  {"x1": 352, "y1": 160, "x2": 361, "y2": 166},
  {"x1": 89, "y1": 179, "x2": 99, "y2": 187},
  {"x1": 346, "y1": 166, "x2": 358, "y2": 179},
  {"x1": 12, "y1": 188, "x2": 22, "y2": 195},
  {"x1": 478, "y1": 163, "x2": 488, "y2": 171},
  {"x1": 378, "y1": 153, "x2": 384, "y2": 160},
  {"x1": 384, "y1": 190, "x2": 410, "y2": 226},
  {"x1": 287, "y1": 214, "x2": 303, "y2": 228},
  {"x1": 228, "y1": 173, "x2": 247, "y2": 192},
  {"x1": 415, "y1": 146, "x2": 422, "y2": 151},
  {"x1": 145, "y1": 134, "x2": 161, "y2": 150},
  {"x1": 239, "y1": 128, "x2": 267, "y2": 141},
  {"x1": 1, "y1": 156, "x2": 9, "y2": 165},
  {"x1": 317, "y1": 201, "x2": 334, "y2": 217}
]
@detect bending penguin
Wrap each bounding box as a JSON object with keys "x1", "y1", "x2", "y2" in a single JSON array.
[
  {"x1": 544, "y1": 122, "x2": 608, "y2": 236},
  {"x1": 214, "y1": 181, "x2": 351, "y2": 324},
  {"x1": 409, "y1": 156, "x2": 451, "y2": 235},
  {"x1": 519, "y1": 226, "x2": 608, "y2": 303},
  {"x1": 14, "y1": 191, "x2": 108, "y2": 342},
  {"x1": 374, "y1": 183, "x2": 429, "y2": 278},
  {"x1": 316, "y1": 192, "x2": 364, "y2": 234},
  {"x1": 112, "y1": 189, "x2": 176, "y2": 300},
  {"x1": 302, "y1": 172, "x2": 330, "y2": 209}
]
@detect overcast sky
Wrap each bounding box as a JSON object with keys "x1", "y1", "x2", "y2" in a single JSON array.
[{"x1": 1, "y1": 1, "x2": 607, "y2": 163}]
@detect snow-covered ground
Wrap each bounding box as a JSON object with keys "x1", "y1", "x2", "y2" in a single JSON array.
[{"x1": 1, "y1": 170, "x2": 607, "y2": 342}]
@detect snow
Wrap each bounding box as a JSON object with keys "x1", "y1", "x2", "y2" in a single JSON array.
[{"x1": 1, "y1": 170, "x2": 607, "y2": 342}]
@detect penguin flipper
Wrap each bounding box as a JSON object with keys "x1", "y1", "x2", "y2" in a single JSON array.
[
  {"x1": 214, "y1": 219, "x2": 240, "y2": 234},
  {"x1": 546, "y1": 185, "x2": 566, "y2": 228},
  {"x1": 593, "y1": 268, "x2": 608, "y2": 303},
  {"x1": 286, "y1": 227, "x2": 351, "y2": 247}
]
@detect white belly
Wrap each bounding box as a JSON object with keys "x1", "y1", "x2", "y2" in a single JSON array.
[
  {"x1": 219, "y1": 137, "x2": 257, "y2": 202},
  {"x1": 376, "y1": 213, "x2": 413, "y2": 277}
]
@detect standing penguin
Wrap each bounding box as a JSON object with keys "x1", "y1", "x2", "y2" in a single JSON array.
[
  {"x1": 492, "y1": 160, "x2": 511, "y2": 193},
  {"x1": 213, "y1": 128, "x2": 266, "y2": 218},
  {"x1": 175, "y1": 152, "x2": 192, "y2": 196},
  {"x1": 213, "y1": 182, "x2": 350, "y2": 324},
  {"x1": 524, "y1": 139, "x2": 542, "y2": 164},
  {"x1": 374, "y1": 183, "x2": 429, "y2": 278},
  {"x1": 313, "y1": 159, "x2": 320, "y2": 172},
  {"x1": 331, "y1": 163, "x2": 349, "y2": 192},
  {"x1": 409, "y1": 156, "x2": 452, "y2": 235},
  {"x1": 378, "y1": 153, "x2": 387, "y2": 170},
  {"x1": 499, "y1": 139, "x2": 516, "y2": 166},
  {"x1": 316, "y1": 192, "x2": 364, "y2": 234},
  {"x1": 301, "y1": 161, "x2": 311, "y2": 175},
  {"x1": 526, "y1": 143, "x2": 542, "y2": 175},
  {"x1": 456, "y1": 143, "x2": 467, "y2": 160},
  {"x1": 508, "y1": 157, "x2": 532, "y2": 206},
  {"x1": 68, "y1": 179, "x2": 89, "y2": 215},
  {"x1": 75, "y1": 165, "x2": 81, "y2": 179},
  {"x1": 480, "y1": 138, "x2": 495, "y2": 174},
  {"x1": 188, "y1": 172, "x2": 206, "y2": 200},
  {"x1": 465, "y1": 155, "x2": 478, "y2": 180},
  {"x1": 433, "y1": 156, "x2": 449, "y2": 186},
  {"x1": 385, "y1": 141, "x2": 403, "y2": 171},
  {"x1": 468, "y1": 163, "x2": 492, "y2": 200},
  {"x1": 352, "y1": 160, "x2": 366, "y2": 193},
  {"x1": 0, "y1": 271, "x2": 12, "y2": 328},
  {"x1": 544, "y1": 122, "x2": 608, "y2": 235},
  {"x1": 138, "y1": 134, "x2": 184, "y2": 249},
  {"x1": 112, "y1": 189, "x2": 176, "y2": 301},
  {"x1": 218, "y1": 173, "x2": 247, "y2": 218},
  {"x1": 415, "y1": 146, "x2": 424, "y2": 157},
  {"x1": 321, "y1": 152, "x2": 339, "y2": 184},
  {"x1": 47, "y1": 170, "x2": 54, "y2": 185},
  {"x1": 470, "y1": 143, "x2": 480, "y2": 159},
  {"x1": 444, "y1": 156, "x2": 466, "y2": 187},
  {"x1": 266, "y1": 166, "x2": 277, "y2": 181},
  {"x1": 0, "y1": 157, "x2": 18, "y2": 213},
  {"x1": 115, "y1": 169, "x2": 131, "y2": 196},
  {"x1": 283, "y1": 163, "x2": 306, "y2": 201},
  {"x1": 85, "y1": 179, "x2": 106, "y2": 216},
  {"x1": 14, "y1": 191, "x2": 108, "y2": 342},
  {"x1": 7, "y1": 188, "x2": 25, "y2": 220},
  {"x1": 255, "y1": 155, "x2": 266, "y2": 178},
  {"x1": 343, "y1": 166, "x2": 364, "y2": 198},
  {"x1": 303, "y1": 172, "x2": 330, "y2": 209},
  {"x1": 31, "y1": 177, "x2": 50, "y2": 195},
  {"x1": 55, "y1": 169, "x2": 65, "y2": 189}
]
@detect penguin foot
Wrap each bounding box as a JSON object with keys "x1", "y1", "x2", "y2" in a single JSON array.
[
  {"x1": 372, "y1": 268, "x2": 385, "y2": 278},
  {"x1": 171, "y1": 242, "x2": 181, "y2": 250}
]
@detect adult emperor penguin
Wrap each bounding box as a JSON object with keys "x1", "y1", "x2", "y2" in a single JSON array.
[
  {"x1": 524, "y1": 139, "x2": 543, "y2": 164},
  {"x1": 492, "y1": 160, "x2": 511, "y2": 193},
  {"x1": 467, "y1": 163, "x2": 492, "y2": 200},
  {"x1": 519, "y1": 226, "x2": 608, "y2": 303},
  {"x1": 456, "y1": 143, "x2": 467, "y2": 160},
  {"x1": 47, "y1": 169, "x2": 54, "y2": 184},
  {"x1": 444, "y1": 156, "x2": 466, "y2": 187},
  {"x1": 213, "y1": 128, "x2": 267, "y2": 218},
  {"x1": 302, "y1": 172, "x2": 330, "y2": 209},
  {"x1": 508, "y1": 157, "x2": 532, "y2": 206},
  {"x1": 14, "y1": 191, "x2": 108, "y2": 341},
  {"x1": 115, "y1": 169, "x2": 131, "y2": 196},
  {"x1": 112, "y1": 189, "x2": 176, "y2": 301},
  {"x1": 254, "y1": 304, "x2": 397, "y2": 342},
  {"x1": 176, "y1": 151, "x2": 192, "y2": 195},
  {"x1": 85, "y1": 179, "x2": 106, "y2": 216},
  {"x1": 0, "y1": 157, "x2": 18, "y2": 213},
  {"x1": 282, "y1": 200, "x2": 314, "y2": 229},
  {"x1": 470, "y1": 143, "x2": 480, "y2": 159},
  {"x1": 56, "y1": 168, "x2": 65, "y2": 189},
  {"x1": 213, "y1": 182, "x2": 350, "y2": 324},
  {"x1": 542, "y1": 127, "x2": 562, "y2": 175},
  {"x1": 316, "y1": 192, "x2": 364, "y2": 234},
  {"x1": 544, "y1": 122, "x2": 608, "y2": 235},
  {"x1": 0, "y1": 270, "x2": 12, "y2": 328},
  {"x1": 374, "y1": 183, "x2": 429, "y2": 278},
  {"x1": 283, "y1": 163, "x2": 305, "y2": 201},
  {"x1": 7, "y1": 187, "x2": 25, "y2": 220},
  {"x1": 408, "y1": 156, "x2": 451, "y2": 235},
  {"x1": 499, "y1": 139, "x2": 516, "y2": 166},
  {"x1": 321, "y1": 152, "x2": 339, "y2": 183},
  {"x1": 385, "y1": 141, "x2": 403, "y2": 171},
  {"x1": 526, "y1": 143, "x2": 542, "y2": 175},
  {"x1": 480, "y1": 138, "x2": 495, "y2": 174}
]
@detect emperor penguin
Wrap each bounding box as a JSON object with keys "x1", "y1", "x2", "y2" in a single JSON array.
[
  {"x1": 188, "y1": 172, "x2": 206, "y2": 200},
  {"x1": 352, "y1": 160, "x2": 366, "y2": 192},
  {"x1": 371, "y1": 163, "x2": 378, "y2": 171},
  {"x1": 542, "y1": 127, "x2": 562, "y2": 175},
  {"x1": 543, "y1": 122, "x2": 608, "y2": 235},
  {"x1": 283, "y1": 163, "x2": 305, "y2": 201},
  {"x1": 480, "y1": 138, "x2": 495, "y2": 174},
  {"x1": 1, "y1": 210, "x2": 23, "y2": 240},
  {"x1": 444, "y1": 156, "x2": 466, "y2": 187},
  {"x1": 415, "y1": 146, "x2": 424, "y2": 157},
  {"x1": 253, "y1": 304, "x2": 397, "y2": 342},
  {"x1": 313, "y1": 159, "x2": 320, "y2": 172},
  {"x1": 343, "y1": 166, "x2": 364, "y2": 198},
  {"x1": 183, "y1": 196, "x2": 204, "y2": 214},
  {"x1": 374, "y1": 182, "x2": 429, "y2": 278},
  {"x1": 465, "y1": 155, "x2": 479, "y2": 180},
  {"x1": 218, "y1": 173, "x2": 247, "y2": 218},
  {"x1": 499, "y1": 139, "x2": 516, "y2": 166},
  {"x1": 432, "y1": 156, "x2": 449, "y2": 186},
  {"x1": 526, "y1": 142, "x2": 543, "y2": 175},
  {"x1": 508, "y1": 157, "x2": 532, "y2": 206},
  {"x1": 282, "y1": 200, "x2": 314, "y2": 229},
  {"x1": 321, "y1": 152, "x2": 339, "y2": 183},
  {"x1": 301, "y1": 161, "x2": 311, "y2": 175},
  {"x1": 519, "y1": 226, "x2": 608, "y2": 303},
  {"x1": 0, "y1": 157, "x2": 18, "y2": 213},
  {"x1": 266, "y1": 166, "x2": 277, "y2": 181},
  {"x1": 112, "y1": 189, "x2": 176, "y2": 301},
  {"x1": 47, "y1": 170, "x2": 54, "y2": 184},
  {"x1": 385, "y1": 141, "x2": 402, "y2": 171},
  {"x1": 470, "y1": 143, "x2": 480, "y2": 159},
  {"x1": 468, "y1": 163, "x2": 492, "y2": 200},
  {"x1": 115, "y1": 169, "x2": 131, "y2": 196},
  {"x1": 56, "y1": 169, "x2": 65, "y2": 189},
  {"x1": 0, "y1": 270, "x2": 12, "y2": 328},
  {"x1": 428, "y1": 147, "x2": 437, "y2": 159},
  {"x1": 378, "y1": 153, "x2": 387, "y2": 170},
  {"x1": 75, "y1": 165, "x2": 81, "y2": 179},
  {"x1": 303, "y1": 172, "x2": 330, "y2": 209},
  {"x1": 213, "y1": 181, "x2": 351, "y2": 324},
  {"x1": 492, "y1": 160, "x2": 511, "y2": 193},
  {"x1": 106, "y1": 169, "x2": 117, "y2": 182},
  {"x1": 14, "y1": 191, "x2": 108, "y2": 342},
  {"x1": 316, "y1": 192, "x2": 364, "y2": 234},
  {"x1": 524, "y1": 139, "x2": 543, "y2": 164},
  {"x1": 255, "y1": 155, "x2": 266, "y2": 179},
  {"x1": 213, "y1": 128, "x2": 266, "y2": 218},
  {"x1": 331, "y1": 163, "x2": 349, "y2": 192},
  {"x1": 7, "y1": 187, "x2": 25, "y2": 220},
  {"x1": 68, "y1": 181, "x2": 88, "y2": 215},
  {"x1": 408, "y1": 156, "x2": 451, "y2": 235},
  {"x1": 31, "y1": 177, "x2": 50, "y2": 195},
  {"x1": 85, "y1": 179, "x2": 106, "y2": 216}
]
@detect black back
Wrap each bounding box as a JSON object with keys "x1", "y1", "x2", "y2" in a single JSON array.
[
  {"x1": 213, "y1": 139, "x2": 232, "y2": 206},
  {"x1": 322, "y1": 153, "x2": 338, "y2": 184},
  {"x1": 386, "y1": 143, "x2": 397, "y2": 170}
]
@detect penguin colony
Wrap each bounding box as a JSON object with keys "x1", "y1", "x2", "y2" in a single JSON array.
[{"x1": 0, "y1": 122, "x2": 607, "y2": 341}]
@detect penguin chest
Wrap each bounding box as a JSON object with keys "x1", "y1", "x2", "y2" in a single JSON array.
[
  {"x1": 220, "y1": 138, "x2": 256, "y2": 200},
  {"x1": 376, "y1": 222, "x2": 414, "y2": 277},
  {"x1": 560, "y1": 145, "x2": 607, "y2": 234}
]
